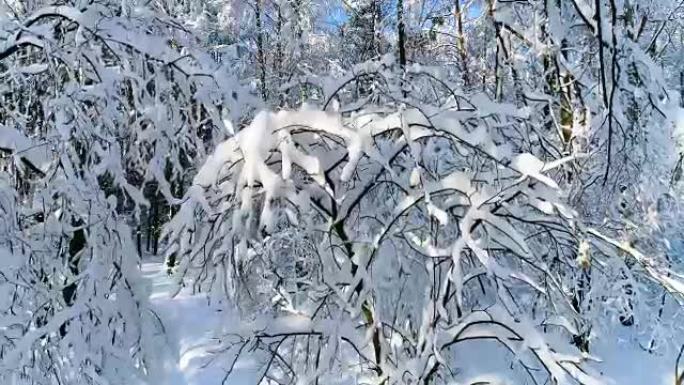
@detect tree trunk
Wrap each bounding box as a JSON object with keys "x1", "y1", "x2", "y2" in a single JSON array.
[
  {"x1": 256, "y1": 0, "x2": 267, "y2": 100},
  {"x1": 454, "y1": 0, "x2": 468, "y2": 86},
  {"x1": 60, "y1": 217, "x2": 86, "y2": 337},
  {"x1": 397, "y1": 0, "x2": 406, "y2": 67}
]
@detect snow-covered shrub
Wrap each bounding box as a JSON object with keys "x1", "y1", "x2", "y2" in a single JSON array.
[
  {"x1": 165, "y1": 65, "x2": 647, "y2": 384},
  {"x1": 0, "y1": 2, "x2": 247, "y2": 383}
]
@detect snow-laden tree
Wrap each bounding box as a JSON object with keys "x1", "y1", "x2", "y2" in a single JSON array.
[
  {"x1": 0, "y1": 1, "x2": 251, "y2": 383},
  {"x1": 400, "y1": 0, "x2": 684, "y2": 347},
  {"x1": 164, "y1": 59, "x2": 684, "y2": 385},
  {"x1": 1, "y1": 0, "x2": 684, "y2": 384}
]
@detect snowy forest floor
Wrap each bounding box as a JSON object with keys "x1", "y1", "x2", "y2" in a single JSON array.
[{"x1": 141, "y1": 260, "x2": 678, "y2": 385}]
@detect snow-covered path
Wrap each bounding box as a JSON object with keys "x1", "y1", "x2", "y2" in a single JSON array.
[
  {"x1": 142, "y1": 261, "x2": 677, "y2": 385},
  {"x1": 142, "y1": 260, "x2": 262, "y2": 385}
]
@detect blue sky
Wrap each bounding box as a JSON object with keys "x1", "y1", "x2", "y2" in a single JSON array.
[{"x1": 321, "y1": 0, "x2": 483, "y2": 32}]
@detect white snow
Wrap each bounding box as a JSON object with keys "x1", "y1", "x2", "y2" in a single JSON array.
[
  {"x1": 674, "y1": 107, "x2": 684, "y2": 153},
  {"x1": 0, "y1": 125, "x2": 51, "y2": 173},
  {"x1": 142, "y1": 261, "x2": 682, "y2": 385},
  {"x1": 142, "y1": 260, "x2": 261, "y2": 385},
  {"x1": 512, "y1": 153, "x2": 559, "y2": 189}
]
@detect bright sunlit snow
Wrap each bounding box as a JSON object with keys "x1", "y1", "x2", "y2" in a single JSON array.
[{"x1": 1, "y1": 1, "x2": 683, "y2": 385}]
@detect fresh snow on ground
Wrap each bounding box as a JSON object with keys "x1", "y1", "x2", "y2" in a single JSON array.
[
  {"x1": 143, "y1": 260, "x2": 260, "y2": 385},
  {"x1": 142, "y1": 261, "x2": 678, "y2": 385}
]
